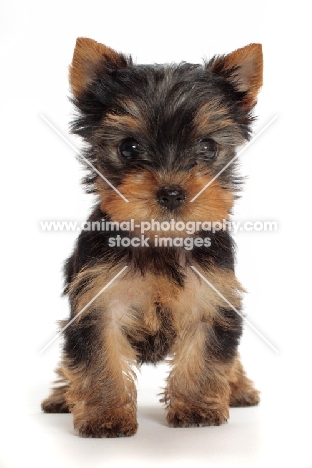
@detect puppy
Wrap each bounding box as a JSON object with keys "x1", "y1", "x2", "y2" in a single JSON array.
[{"x1": 42, "y1": 38, "x2": 262, "y2": 437}]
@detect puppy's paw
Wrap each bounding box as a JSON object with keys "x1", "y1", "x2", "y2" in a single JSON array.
[
  {"x1": 74, "y1": 407, "x2": 138, "y2": 438},
  {"x1": 230, "y1": 387, "x2": 260, "y2": 407},
  {"x1": 167, "y1": 406, "x2": 228, "y2": 428},
  {"x1": 41, "y1": 396, "x2": 70, "y2": 413}
]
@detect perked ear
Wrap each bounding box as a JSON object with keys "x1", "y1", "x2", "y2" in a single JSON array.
[
  {"x1": 208, "y1": 43, "x2": 263, "y2": 109},
  {"x1": 69, "y1": 38, "x2": 129, "y2": 98}
]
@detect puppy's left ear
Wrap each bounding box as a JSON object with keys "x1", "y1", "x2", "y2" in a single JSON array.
[{"x1": 208, "y1": 43, "x2": 263, "y2": 110}]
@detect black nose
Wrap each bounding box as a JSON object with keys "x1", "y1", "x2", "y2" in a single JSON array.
[{"x1": 156, "y1": 185, "x2": 186, "y2": 211}]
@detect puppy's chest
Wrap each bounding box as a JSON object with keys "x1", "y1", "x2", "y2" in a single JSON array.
[{"x1": 107, "y1": 267, "x2": 219, "y2": 335}]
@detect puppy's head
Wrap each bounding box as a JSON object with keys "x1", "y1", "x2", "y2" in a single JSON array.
[{"x1": 70, "y1": 38, "x2": 262, "y2": 232}]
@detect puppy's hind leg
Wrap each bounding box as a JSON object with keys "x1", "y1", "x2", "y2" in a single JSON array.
[
  {"x1": 41, "y1": 366, "x2": 70, "y2": 413},
  {"x1": 229, "y1": 356, "x2": 260, "y2": 407}
]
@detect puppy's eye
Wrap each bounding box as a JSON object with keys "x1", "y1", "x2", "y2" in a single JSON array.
[
  {"x1": 197, "y1": 138, "x2": 218, "y2": 160},
  {"x1": 118, "y1": 138, "x2": 140, "y2": 159}
]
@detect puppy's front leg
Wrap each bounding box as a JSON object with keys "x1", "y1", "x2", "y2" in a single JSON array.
[
  {"x1": 163, "y1": 269, "x2": 244, "y2": 428},
  {"x1": 163, "y1": 322, "x2": 232, "y2": 427},
  {"x1": 63, "y1": 276, "x2": 138, "y2": 438}
]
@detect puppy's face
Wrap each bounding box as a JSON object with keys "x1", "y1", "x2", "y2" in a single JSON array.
[{"x1": 70, "y1": 39, "x2": 262, "y2": 232}]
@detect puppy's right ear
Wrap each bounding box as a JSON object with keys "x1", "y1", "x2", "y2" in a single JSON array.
[{"x1": 69, "y1": 38, "x2": 130, "y2": 98}]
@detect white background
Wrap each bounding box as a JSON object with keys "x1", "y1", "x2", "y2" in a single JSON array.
[{"x1": 1, "y1": 1, "x2": 311, "y2": 467}]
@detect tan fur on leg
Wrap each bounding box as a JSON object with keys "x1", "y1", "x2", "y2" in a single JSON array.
[
  {"x1": 229, "y1": 356, "x2": 260, "y2": 407},
  {"x1": 162, "y1": 321, "x2": 231, "y2": 427},
  {"x1": 63, "y1": 313, "x2": 138, "y2": 437},
  {"x1": 41, "y1": 367, "x2": 70, "y2": 413}
]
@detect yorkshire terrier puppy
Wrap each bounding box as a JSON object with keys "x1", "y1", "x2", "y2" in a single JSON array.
[{"x1": 42, "y1": 38, "x2": 262, "y2": 437}]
